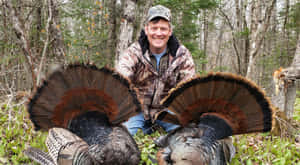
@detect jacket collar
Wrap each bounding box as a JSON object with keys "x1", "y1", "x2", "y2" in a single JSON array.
[{"x1": 138, "y1": 29, "x2": 180, "y2": 57}]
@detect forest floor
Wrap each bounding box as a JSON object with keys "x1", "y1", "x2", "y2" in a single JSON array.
[{"x1": 0, "y1": 94, "x2": 299, "y2": 165}]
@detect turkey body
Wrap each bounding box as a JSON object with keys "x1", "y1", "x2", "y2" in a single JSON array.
[
  {"x1": 156, "y1": 123, "x2": 235, "y2": 165},
  {"x1": 67, "y1": 111, "x2": 140, "y2": 165}
]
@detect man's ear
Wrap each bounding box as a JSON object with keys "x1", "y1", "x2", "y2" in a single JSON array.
[
  {"x1": 144, "y1": 25, "x2": 149, "y2": 35},
  {"x1": 168, "y1": 27, "x2": 172, "y2": 37}
]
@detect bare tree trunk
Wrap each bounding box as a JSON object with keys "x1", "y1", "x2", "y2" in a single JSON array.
[
  {"x1": 246, "y1": 0, "x2": 276, "y2": 80},
  {"x1": 241, "y1": 0, "x2": 250, "y2": 76},
  {"x1": 235, "y1": 0, "x2": 243, "y2": 74},
  {"x1": 202, "y1": 10, "x2": 209, "y2": 71},
  {"x1": 218, "y1": 4, "x2": 242, "y2": 74},
  {"x1": 34, "y1": 0, "x2": 43, "y2": 56},
  {"x1": 135, "y1": 0, "x2": 153, "y2": 40},
  {"x1": 215, "y1": 20, "x2": 225, "y2": 71},
  {"x1": 49, "y1": 0, "x2": 66, "y2": 62},
  {"x1": 1, "y1": 3, "x2": 8, "y2": 57},
  {"x1": 4, "y1": 0, "x2": 37, "y2": 90},
  {"x1": 272, "y1": 33, "x2": 300, "y2": 119},
  {"x1": 282, "y1": 0, "x2": 290, "y2": 66},
  {"x1": 106, "y1": 0, "x2": 118, "y2": 66},
  {"x1": 283, "y1": 34, "x2": 300, "y2": 79},
  {"x1": 115, "y1": 0, "x2": 137, "y2": 65},
  {"x1": 272, "y1": 80, "x2": 296, "y2": 119},
  {"x1": 114, "y1": 0, "x2": 153, "y2": 66},
  {"x1": 37, "y1": 0, "x2": 53, "y2": 86}
]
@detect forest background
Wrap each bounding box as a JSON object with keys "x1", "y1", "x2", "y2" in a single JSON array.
[{"x1": 0, "y1": 0, "x2": 299, "y2": 164}]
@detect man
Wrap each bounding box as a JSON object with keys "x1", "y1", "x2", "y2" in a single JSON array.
[{"x1": 116, "y1": 5, "x2": 195, "y2": 135}]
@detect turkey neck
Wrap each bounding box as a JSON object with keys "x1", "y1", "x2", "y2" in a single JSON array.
[
  {"x1": 68, "y1": 111, "x2": 113, "y2": 146},
  {"x1": 198, "y1": 115, "x2": 233, "y2": 140}
]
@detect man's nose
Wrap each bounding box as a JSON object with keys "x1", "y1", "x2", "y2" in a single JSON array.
[{"x1": 156, "y1": 28, "x2": 163, "y2": 35}]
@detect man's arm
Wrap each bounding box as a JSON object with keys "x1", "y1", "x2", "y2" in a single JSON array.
[
  {"x1": 178, "y1": 48, "x2": 196, "y2": 83},
  {"x1": 115, "y1": 46, "x2": 138, "y2": 80}
]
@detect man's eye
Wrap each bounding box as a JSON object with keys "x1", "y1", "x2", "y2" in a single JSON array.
[{"x1": 161, "y1": 28, "x2": 168, "y2": 32}]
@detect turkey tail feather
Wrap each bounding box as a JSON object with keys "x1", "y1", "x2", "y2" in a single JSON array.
[
  {"x1": 28, "y1": 64, "x2": 141, "y2": 131},
  {"x1": 161, "y1": 72, "x2": 274, "y2": 135},
  {"x1": 24, "y1": 147, "x2": 55, "y2": 165}
]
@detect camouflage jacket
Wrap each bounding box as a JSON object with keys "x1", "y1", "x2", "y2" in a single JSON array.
[{"x1": 116, "y1": 30, "x2": 195, "y2": 121}]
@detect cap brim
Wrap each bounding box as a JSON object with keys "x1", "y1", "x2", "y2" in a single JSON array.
[{"x1": 147, "y1": 15, "x2": 170, "y2": 22}]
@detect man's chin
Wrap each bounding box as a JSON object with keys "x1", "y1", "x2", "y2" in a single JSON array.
[{"x1": 152, "y1": 43, "x2": 165, "y2": 49}]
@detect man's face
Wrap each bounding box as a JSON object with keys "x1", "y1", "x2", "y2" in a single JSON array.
[{"x1": 145, "y1": 19, "x2": 172, "y2": 53}]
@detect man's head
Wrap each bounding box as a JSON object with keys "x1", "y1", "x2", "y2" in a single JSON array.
[{"x1": 145, "y1": 5, "x2": 172, "y2": 54}]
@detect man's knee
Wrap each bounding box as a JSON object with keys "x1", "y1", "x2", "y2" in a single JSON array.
[{"x1": 123, "y1": 113, "x2": 145, "y2": 135}]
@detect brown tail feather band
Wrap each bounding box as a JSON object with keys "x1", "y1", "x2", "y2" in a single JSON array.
[
  {"x1": 52, "y1": 88, "x2": 118, "y2": 128},
  {"x1": 162, "y1": 72, "x2": 273, "y2": 133},
  {"x1": 27, "y1": 64, "x2": 141, "y2": 131},
  {"x1": 177, "y1": 98, "x2": 248, "y2": 134}
]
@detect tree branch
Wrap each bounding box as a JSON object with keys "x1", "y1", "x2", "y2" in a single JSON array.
[
  {"x1": 217, "y1": 6, "x2": 242, "y2": 74},
  {"x1": 4, "y1": 0, "x2": 37, "y2": 90},
  {"x1": 37, "y1": 0, "x2": 53, "y2": 86}
]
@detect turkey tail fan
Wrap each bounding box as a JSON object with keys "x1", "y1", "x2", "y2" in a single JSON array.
[
  {"x1": 161, "y1": 72, "x2": 274, "y2": 135},
  {"x1": 28, "y1": 64, "x2": 141, "y2": 131}
]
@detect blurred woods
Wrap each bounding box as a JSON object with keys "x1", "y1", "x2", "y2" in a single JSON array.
[{"x1": 0, "y1": 0, "x2": 299, "y2": 111}]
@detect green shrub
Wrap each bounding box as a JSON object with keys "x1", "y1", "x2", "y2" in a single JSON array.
[
  {"x1": 294, "y1": 97, "x2": 300, "y2": 122},
  {"x1": 232, "y1": 133, "x2": 300, "y2": 165},
  {"x1": 134, "y1": 129, "x2": 162, "y2": 165},
  {"x1": 0, "y1": 103, "x2": 47, "y2": 164},
  {"x1": 1, "y1": 100, "x2": 299, "y2": 164}
]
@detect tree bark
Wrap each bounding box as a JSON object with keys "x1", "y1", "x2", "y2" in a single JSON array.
[
  {"x1": 34, "y1": 0, "x2": 43, "y2": 56},
  {"x1": 282, "y1": 33, "x2": 300, "y2": 79},
  {"x1": 49, "y1": 0, "x2": 66, "y2": 62},
  {"x1": 246, "y1": 0, "x2": 276, "y2": 80},
  {"x1": 115, "y1": 0, "x2": 137, "y2": 65},
  {"x1": 1, "y1": 3, "x2": 8, "y2": 56},
  {"x1": 218, "y1": 3, "x2": 242, "y2": 74},
  {"x1": 283, "y1": 0, "x2": 290, "y2": 66},
  {"x1": 4, "y1": 0, "x2": 37, "y2": 90},
  {"x1": 37, "y1": 0, "x2": 52, "y2": 86},
  {"x1": 134, "y1": 0, "x2": 153, "y2": 40},
  {"x1": 114, "y1": 0, "x2": 153, "y2": 66},
  {"x1": 202, "y1": 10, "x2": 209, "y2": 71},
  {"x1": 272, "y1": 33, "x2": 300, "y2": 119},
  {"x1": 105, "y1": 0, "x2": 118, "y2": 66},
  {"x1": 235, "y1": 0, "x2": 243, "y2": 74},
  {"x1": 241, "y1": 0, "x2": 250, "y2": 76}
]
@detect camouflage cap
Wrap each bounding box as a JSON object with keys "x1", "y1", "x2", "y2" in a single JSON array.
[{"x1": 147, "y1": 5, "x2": 171, "y2": 22}]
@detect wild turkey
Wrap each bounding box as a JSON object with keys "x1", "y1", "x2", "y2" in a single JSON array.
[
  {"x1": 155, "y1": 72, "x2": 274, "y2": 165},
  {"x1": 24, "y1": 64, "x2": 141, "y2": 165}
]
